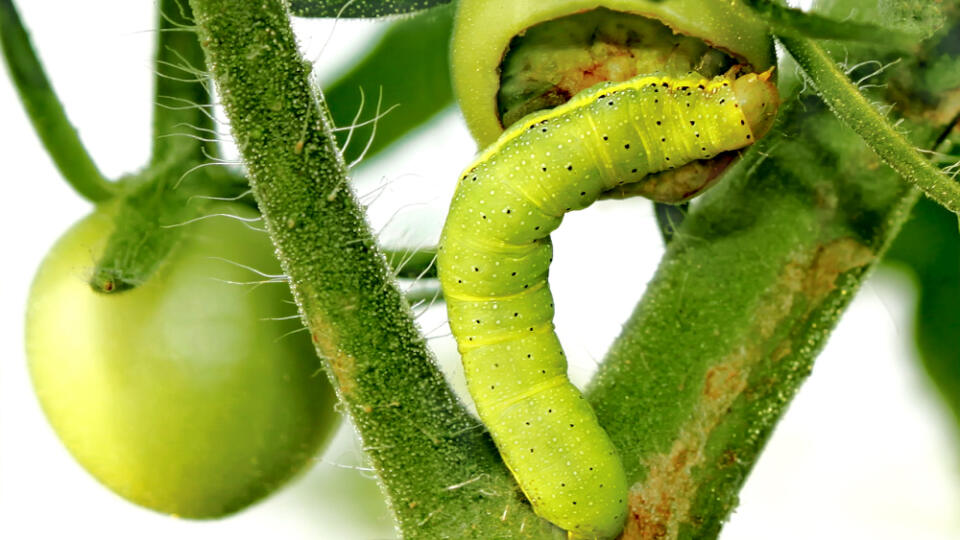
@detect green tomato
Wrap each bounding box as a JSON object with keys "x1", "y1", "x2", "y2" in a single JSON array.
[{"x1": 25, "y1": 201, "x2": 339, "y2": 518}]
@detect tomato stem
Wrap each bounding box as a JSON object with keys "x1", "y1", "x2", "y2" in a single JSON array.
[
  {"x1": 289, "y1": 0, "x2": 452, "y2": 18},
  {"x1": 586, "y1": 17, "x2": 960, "y2": 533},
  {"x1": 780, "y1": 36, "x2": 960, "y2": 216},
  {"x1": 150, "y1": 0, "x2": 218, "y2": 165},
  {"x1": 188, "y1": 1, "x2": 554, "y2": 537},
  {"x1": 88, "y1": 164, "x2": 200, "y2": 294},
  {"x1": 0, "y1": 0, "x2": 116, "y2": 203}
]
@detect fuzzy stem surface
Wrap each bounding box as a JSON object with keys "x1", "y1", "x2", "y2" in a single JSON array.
[
  {"x1": 188, "y1": 1, "x2": 559, "y2": 537},
  {"x1": 781, "y1": 36, "x2": 960, "y2": 216}
]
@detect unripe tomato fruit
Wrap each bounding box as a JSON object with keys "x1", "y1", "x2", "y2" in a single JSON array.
[{"x1": 26, "y1": 201, "x2": 339, "y2": 518}]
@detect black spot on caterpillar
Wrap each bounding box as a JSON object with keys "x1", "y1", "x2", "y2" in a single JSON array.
[{"x1": 437, "y1": 71, "x2": 777, "y2": 539}]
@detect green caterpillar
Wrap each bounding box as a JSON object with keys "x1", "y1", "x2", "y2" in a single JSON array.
[{"x1": 437, "y1": 71, "x2": 778, "y2": 539}]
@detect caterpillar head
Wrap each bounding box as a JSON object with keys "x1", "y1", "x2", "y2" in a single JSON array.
[{"x1": 733, "y1": 68, "x2": 780, "y2": 140}]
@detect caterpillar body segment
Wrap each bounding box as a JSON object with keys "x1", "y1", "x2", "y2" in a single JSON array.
[{"x1": 437, "y1": 71, "x2": 778, "y2": 539}]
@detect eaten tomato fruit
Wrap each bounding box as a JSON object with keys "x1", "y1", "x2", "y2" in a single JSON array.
[{"x1": 25, "y1": 201, "x2": 339, "y2": 518}]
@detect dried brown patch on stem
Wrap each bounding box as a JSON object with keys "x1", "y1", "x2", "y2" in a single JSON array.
[
  {"x1": 803, "y1": 238, "x2": 875, "y2": 302},
  {"x1": 309, "y1": 312, "x2": 357, "y2": 396},
  {"x1": 622, "y1": 352, "x2": 749, "y2": 540},
  {"x1": 621, "y1": 236, "x2": 873, "y2": 539}
]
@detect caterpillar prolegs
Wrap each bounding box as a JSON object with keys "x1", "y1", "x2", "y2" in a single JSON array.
[{"x1": 437, "y1": 71, "x2": 778, "y2": 539}]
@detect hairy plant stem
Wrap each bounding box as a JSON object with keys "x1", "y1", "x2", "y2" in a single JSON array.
[
  {"x1": 780, "y1": 36, "x2": 960, "y2": 216},
  {"x1": 151, "y1": 0, "x2": 217, "y2": 164},
  {"x1": 183, "y1": 1, "x2": 960, "y2": 539},
  {"x1": 290, "y1": 0, "x2": 452, "y2": 18},
  {"x1": 89, "y1": 0, "x2": 232, "y2": 293},
  {"x1": 586, "y1": 18, "x2": 960, "y2": 534},
  {"x1": 188, "y1": 1, "x2": 558, "y2": 537},
  {"x1": 0, "y1": 0, "x2": 115, "y2": 202}
]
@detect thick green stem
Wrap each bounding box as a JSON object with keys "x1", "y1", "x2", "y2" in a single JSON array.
[
  {"x1": 780, "y1": 36, "x2": 960, "y2": 216},
  {"x1": 151, "y1": 0, "x2": 216, "y2": 163},
  {"x1": 290, "y1": 0, "x2": 452, "y2": 19},
  {"x1": 588, "y1": 105, "x2": 945, "y2": 540},
  {"x1": 0, "y1": 0, "x2": 115, "y2": 202},
  {"x1": 188, "y1": 1, "x2": 557, "y2": 537},
  {"x1": 586, "y1": 23, "x2": 960, "y2": 536}
]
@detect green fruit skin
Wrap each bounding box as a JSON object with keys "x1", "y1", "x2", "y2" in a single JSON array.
[
  {"x1": 25, "y1": 202, "x2": 339, "y2": 518},
  {"x1": 452, "y1": 0, "x2": 776, "y2": 147}
]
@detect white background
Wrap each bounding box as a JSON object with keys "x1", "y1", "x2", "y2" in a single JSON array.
[{"x1": 1, "y1": 2, "x2": 959, "y2": 539}]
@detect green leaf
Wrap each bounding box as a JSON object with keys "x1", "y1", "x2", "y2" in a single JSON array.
[
  {"x1": 816, "y1": 0, "x2": 944, "y2": 37},
  {"x1": 886, "y1": 196, "x2": 960, "y2": 428},
  {"x1": 324, "y1": 4, "x2": 453, "y2": 165},
  {"x1": 886, "y1": 119, "x2": 960, "y2": 434},
  {"x1": 290, "y1": 0, "x2": 452, "y2": 19},
  {"x1": 743, "y1": 0, "x2": 920, "y2": 47}
]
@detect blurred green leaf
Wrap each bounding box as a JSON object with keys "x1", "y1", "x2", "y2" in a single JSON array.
[
  {"x1": 880, "y1": 0, "x2": 960, "y2": 430},
  {"x1": 383, "y1": 246, "x2": 437, "y2": 279},
  {"x1": 324, "y1": 4, "x2": 453, "y2": 165},
  {"x1": 887, "y1": 177, "x2": 960, "y2": 427},
  {"x1": 817, "y1": 0, "x2": 944, "y2": 36},
  {"x1": 743, "y1": 0, "x2": 920, "y2": 47}
]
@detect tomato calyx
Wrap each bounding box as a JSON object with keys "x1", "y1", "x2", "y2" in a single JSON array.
[{"x1": 90, "y1": 160, "x2": 253, "y2": 294}]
